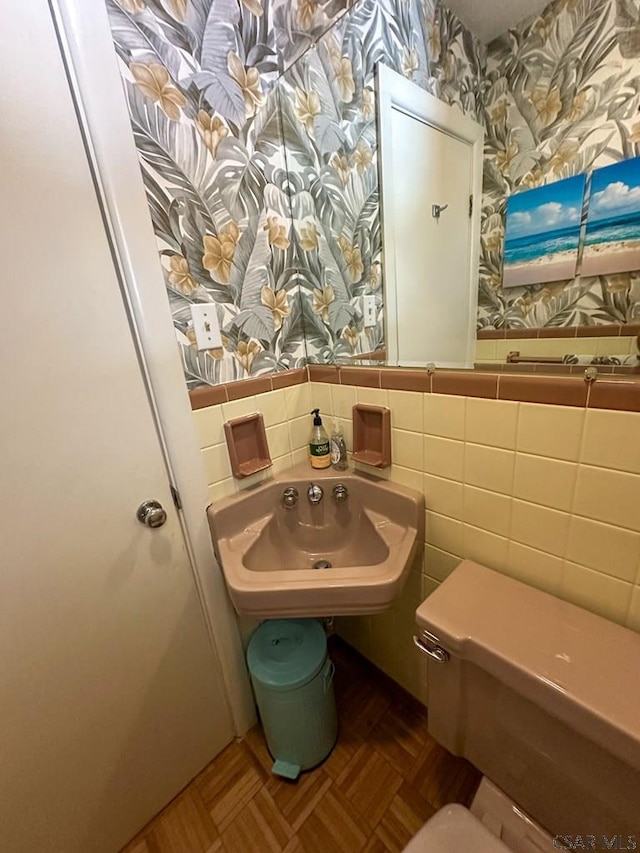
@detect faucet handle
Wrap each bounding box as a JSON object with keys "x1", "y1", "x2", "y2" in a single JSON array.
[
  {"x1": 307, "y1": 483, "x2": 324, "y2": 504},
  {"x1": 332, "y1": 484, "x2": 349, "y2": 504},
  {"x1": 282, "y1": 487, "x2": 299, "y2": 509}
]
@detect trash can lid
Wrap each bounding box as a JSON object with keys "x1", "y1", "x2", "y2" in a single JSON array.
[{"x1": 247, "y1": 619, "x2": 327, "y2": 691}]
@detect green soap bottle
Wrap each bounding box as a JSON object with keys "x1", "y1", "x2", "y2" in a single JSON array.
[{"x1": 309, "y1": 409, "x2": 330, "y2": 469}]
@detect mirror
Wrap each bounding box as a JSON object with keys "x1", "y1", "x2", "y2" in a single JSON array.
[
  {"x1": 377, "y1": 63, "x2": 483, "y2": 368},
  {"x1": 276, "y1": 0, "x2": 640, "y2": 375}
]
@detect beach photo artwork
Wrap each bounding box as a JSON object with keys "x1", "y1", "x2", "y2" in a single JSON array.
[
  {"x1": 582, "y1": 157, "x2": 640, "y2": 276},
  {"x1": 502, "y1": 175, "x2": 586, "y2": 288}
]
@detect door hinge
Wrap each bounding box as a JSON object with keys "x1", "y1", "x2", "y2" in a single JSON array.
[
  {"x1": 170, "y1": 484, "x2": 182, "y2": 510},
  {"x1": 469, "y1": 195, "x2": 473, "y2": 217}
]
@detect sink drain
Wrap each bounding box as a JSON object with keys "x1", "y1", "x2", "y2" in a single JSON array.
[{"x1": 312, "y1": 559, "x2": 332, "y2": 570}]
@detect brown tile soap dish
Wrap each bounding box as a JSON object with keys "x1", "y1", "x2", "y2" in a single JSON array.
[
  {"x1": 352, "y1": 404, "x2": 391, "y2": 468},
  {"x1": 224, "y1": 413, "x2": 272, "y2": 479}
]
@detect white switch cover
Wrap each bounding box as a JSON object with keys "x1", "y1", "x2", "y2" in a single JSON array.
[
  {"x1": 190, "y1": 303, "x2": 222, "y2": 351},
  {"x1": 363, "y1": 295, "x2": 377, "y2": 327}
]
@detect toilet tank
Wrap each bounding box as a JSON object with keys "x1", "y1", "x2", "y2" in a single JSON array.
[{"x1": 415, "y1": 561, "x2": 640, "y2": 836}]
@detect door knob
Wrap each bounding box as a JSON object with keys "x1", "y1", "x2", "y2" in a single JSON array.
[{"x1": 136, "y1": 499, "x2": 167, "y2": 528}]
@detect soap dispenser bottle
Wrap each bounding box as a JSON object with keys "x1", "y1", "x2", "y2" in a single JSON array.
[{"x1": 309, "y1": 409, "x2": 331, "y2": 469}]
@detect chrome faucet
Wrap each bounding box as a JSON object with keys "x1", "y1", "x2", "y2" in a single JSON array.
[
  {"x1": 332, "y1": 484, "x2": 349, "y2": 505},
  {"x1": 282, "y1": 487, "x2": 299, "y2": 509},
  {"x1": 307, "y1": 483, "x2": 324, "y2": 504}
]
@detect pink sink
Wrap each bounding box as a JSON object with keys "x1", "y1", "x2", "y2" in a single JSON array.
[{"x1": 207, "y1": 463, "x2": 424, "y2": 618}]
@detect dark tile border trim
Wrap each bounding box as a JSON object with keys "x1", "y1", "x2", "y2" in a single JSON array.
[
  {"x1": 225, "y1": 376, "x2": 271, "y2": 400},
  {"x1": 308, "y1": 364, "x2": 340, "y2": 383},
  {"x1": 476, "y1": 362, "x2": 640, "y2": 376},
  {"x1": 314, "y1": 365, "x2": 640, "y2": 412},
  {"x1": 432, "y1": 370, "x2": 498, "y2": 399},
  {"x1": 189, "y1": 368, "x2": 307, "y2": 410},
  {"x1": 478, "y1": 323, "x2": 640, "y2": 340},
  {"x1": 588, "y1": 380, "x2": 640, "y2": 412},
  {"x1": 190, "y1": 384, "x2": 227, "y2": 409},
  {"x1": 190, "y1": 365, "x2": 640, "y2": 413},
  {"x1": 340, "y1": 367, "x2": 381, "y2": 387},
  {"x1": 270, "y1": 369, "x2": 307, "y2": 389},
  {"x1": 381, "y1": 368, "x2": 430, "y2": 393},
  {"x1": 498, "y1": 375, "x2": 588, "y2": 407}
]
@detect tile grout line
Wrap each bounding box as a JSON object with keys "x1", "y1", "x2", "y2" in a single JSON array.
[
  {"x1": 504, "y1": 400, "x2": 520, "y2": 561},
  {"x1": 563, "y1": 404, "x2": 590, "y2": 587}
]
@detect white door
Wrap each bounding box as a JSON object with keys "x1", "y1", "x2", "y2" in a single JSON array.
[
  {"x1": 0, "y1": 5, "x2": 234, "y2": 853},
  {"x1": 378, "y1": 65, "x2": 483, "y2": 368},
  {"x1": 390, "y1": 114, "x2": 472, "y2": 365}
]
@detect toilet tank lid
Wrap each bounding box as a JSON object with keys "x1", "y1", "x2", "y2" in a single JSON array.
[{"x1": 415, "y1": 560, "x2": 640, "y2": 770}]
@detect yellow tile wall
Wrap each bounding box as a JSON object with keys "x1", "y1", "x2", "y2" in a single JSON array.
[
  {"x1": 194, "y1": 380, "x2": 640, "y2": 704},
  {"x1": 314, "y1": 382, "x2": 640, "y2": 701},
  {"x1": 192, "y1": 384, "x2": 315, "y2": 504}
]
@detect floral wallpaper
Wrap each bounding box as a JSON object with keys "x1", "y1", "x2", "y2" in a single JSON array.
[
  {"x1": 107, "y1": 0, "x2": 484, "y2": 386},
  {"x1": 108, "y1": 0, "x2": 356, "y2": 389},
  {"x1": 277, "y1": 0, "x2": 485, "y2": 362},
  {"x1": 480, "y1": 0, "x2": 640, "y2": 332},
  {"x1": 108, "y1": 0, "x2": 640, "y2": 385}
]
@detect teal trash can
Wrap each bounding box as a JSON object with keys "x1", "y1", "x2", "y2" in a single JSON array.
[{"x1": 247, "y1": 619, "x2": 337, "y2": 780}]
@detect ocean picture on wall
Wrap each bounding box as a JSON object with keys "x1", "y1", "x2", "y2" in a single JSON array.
[
  {"x1": 581, "y1": 157, "x2": 640, "y2": 276},
  {"x1": 502, "y1": 175, "x2": 586, "y2": 288}
]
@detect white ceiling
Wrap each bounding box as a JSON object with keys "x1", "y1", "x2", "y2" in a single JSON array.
[{"x1": 444, "y1": 0, "x2": 551, "y2": 43}]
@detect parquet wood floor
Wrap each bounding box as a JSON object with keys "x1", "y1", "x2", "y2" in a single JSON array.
[{"x1": 121, "y1": 637, "x2": 480, "y2": 853}]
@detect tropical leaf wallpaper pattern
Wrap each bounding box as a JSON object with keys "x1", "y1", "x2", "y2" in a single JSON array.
[
  {"x1": 108, "y1": 0, "x2": 640, "y2": 386},
  {"x1": 107, "y1": 0, "x2": 483, "y2": 385},
  {"x1": 481, "y1": 0, "x2": 640, "y2": 332},
  {"x1": 108, "y1": 0, "x2": 311, "y2": 389}
]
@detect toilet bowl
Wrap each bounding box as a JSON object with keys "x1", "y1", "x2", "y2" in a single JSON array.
[
  {"x1": 403, "y1": 777, "x2": 553, "y2": 853},
  {"x1": 403, "y1": 803, "x2": 510, "y2": 853},
  {"x1": 403, "y1": 560, "x2": 640, "y2": 850}
]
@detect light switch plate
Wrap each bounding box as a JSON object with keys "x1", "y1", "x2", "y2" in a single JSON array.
[
  {"x1": 190, "y1": 303, "x2": 222, "y2": 351},
  {"x1": 363, "y1": 295, "x2": 377, "y2": 328}
]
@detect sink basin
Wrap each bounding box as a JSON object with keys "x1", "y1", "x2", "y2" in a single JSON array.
[{"x1": 207, "y1": 463, "x2": 424, "y2": 618}]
